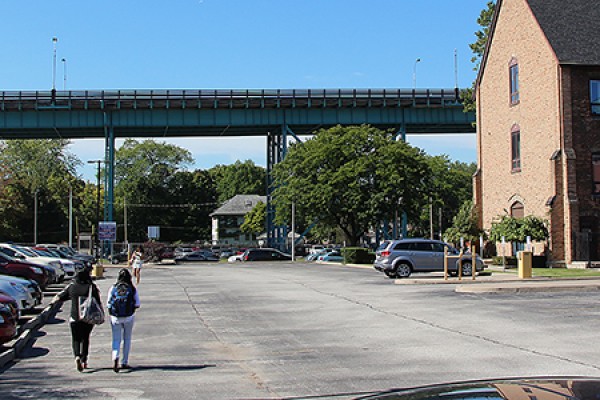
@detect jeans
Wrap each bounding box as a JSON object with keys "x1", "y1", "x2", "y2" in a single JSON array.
[
  {"x1": 110, "y1": 316, "x2": 135, "y2": 364},
  {"x1": 70, "y1": 321, "x2": 94, "y2": 362}
]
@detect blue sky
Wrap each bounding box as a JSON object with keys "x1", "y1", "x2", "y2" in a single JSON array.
[{"x1": 1, "y1": 0, "x2": 488, "y2": 180}]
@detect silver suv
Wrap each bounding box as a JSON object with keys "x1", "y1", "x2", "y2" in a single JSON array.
[{"x1": 373, "y1": 238, "x2": 484, "y2": 278}]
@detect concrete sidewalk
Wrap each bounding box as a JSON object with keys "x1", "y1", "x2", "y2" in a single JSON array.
[{"x1": 320, "y1": 260, "x2": 600, "y2": 294}]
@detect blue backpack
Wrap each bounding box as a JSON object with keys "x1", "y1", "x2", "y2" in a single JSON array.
[{"x1": 109, "y1": 283, "x2": 135, "y2": 317}]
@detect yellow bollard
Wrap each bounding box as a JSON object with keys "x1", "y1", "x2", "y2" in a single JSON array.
[
  {"x1": 444, "y1": 247, "x2": 448, "y2": 280},
  {"x1": 472, "y1": 245, "x2": 476, "y2": 281},
  {"x1": 518, "y1": 251, "x2": 533, "y2": 279}
]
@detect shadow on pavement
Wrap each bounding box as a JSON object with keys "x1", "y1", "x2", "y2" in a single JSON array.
[{"x1": 84, "y1": 364, "x2": 216, "y2": 373}]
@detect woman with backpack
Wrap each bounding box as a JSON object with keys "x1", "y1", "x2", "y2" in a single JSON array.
[
  {"x1": 107, "y1": 268, "x2": 140, "y2": 372},
  {"x1": 54, "y1": 265, "x2": 102, "y2": 372}
]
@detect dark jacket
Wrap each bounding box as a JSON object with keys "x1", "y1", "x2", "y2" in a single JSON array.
[{"x1": 57, "y1": 271, "x2": 101, "y2": 321}]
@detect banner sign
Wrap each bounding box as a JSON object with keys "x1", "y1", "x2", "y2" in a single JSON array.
[{"x1": 98, "y1": 221, "x2": 117, "y2": 241}]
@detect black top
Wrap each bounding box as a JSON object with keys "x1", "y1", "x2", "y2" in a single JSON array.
[{"x1": 57, "y1": 280, "x2": 102, "y2": 321}]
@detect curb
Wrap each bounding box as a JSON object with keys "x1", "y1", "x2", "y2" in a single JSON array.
[
  {"x1": 0, "y1": 301, "x2": 61, "y2": 369},
  {"x1": 456, "y1": 281, "x2": 600, "y2": 294}
]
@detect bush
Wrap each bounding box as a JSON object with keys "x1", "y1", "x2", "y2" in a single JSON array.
[
  {"x1": 341, "y1": 247, "x2": 375, "y2": 264},
  {"x1": 492, "y1": 256, "x2": 517, "y2": 266}
]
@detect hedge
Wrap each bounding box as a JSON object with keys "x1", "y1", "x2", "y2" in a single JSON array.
[{"x1": 341, "y1": 247, "x2": 376, "y2": 264}]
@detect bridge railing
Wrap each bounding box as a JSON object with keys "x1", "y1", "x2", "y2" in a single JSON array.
[{"x1": 0, "y1": 88, "x2": 464, "y2": 111}]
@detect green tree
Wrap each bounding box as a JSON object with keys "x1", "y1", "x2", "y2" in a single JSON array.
[
  {"x1": 209, "y1": 160, "x2": 266, "y2": 204},
  {"x1": 489, "y1": 215, "x2": 549, "y2": 243},
  {"x1": 462, "y1": 1, "x2": 496, "y2": 115},
  {"x1": 240, "y1": 201, "x2": 266, "y2": 236},
  {"x1": 271, "y1": 125, "x2": 431, "y2": 246},
  {"x1": 113, "y1": 139, "x2": 196, "y2": 242},
  {"x1": 0, "y1": 139, "x2": 81, "y2": 242},
  {"x1": 412, "y1": 156, "x2": 476, "y2": 237},
  {"x1": 443, "y1": 200, "x2": 484, "y2": 243}
]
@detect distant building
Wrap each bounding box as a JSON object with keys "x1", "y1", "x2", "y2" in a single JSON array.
[
  {"x1": 210, "y1": 194, "x2": 266, "y2": 246},
  {"x1": 475, "y1": 0, "x2": 600, "y2": 266}
]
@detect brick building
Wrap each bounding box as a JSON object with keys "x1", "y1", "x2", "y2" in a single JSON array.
[{"x1": 474, "y1": 0, "x2": 600, "y2": 266}]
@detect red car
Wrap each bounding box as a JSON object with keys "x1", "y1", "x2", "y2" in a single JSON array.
[
  {"x1": 0, "y1": 293, "x2": 18, "y2": 345},
  {"x1": 0, "y1": 252, "x2": 49, "y2": 289}
]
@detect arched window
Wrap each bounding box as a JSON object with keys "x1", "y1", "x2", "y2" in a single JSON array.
[{"x1": 510, "y1": 201, "x2": 524, "y2": 219}]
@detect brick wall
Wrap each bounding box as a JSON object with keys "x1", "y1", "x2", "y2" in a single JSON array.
[{"x1": 477, "y1": 0, "x2": 561, "y2": 237}]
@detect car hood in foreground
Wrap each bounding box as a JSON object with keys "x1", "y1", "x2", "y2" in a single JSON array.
[{"x1": 353, "y1": 377, "x2": 600, "y2": 400}]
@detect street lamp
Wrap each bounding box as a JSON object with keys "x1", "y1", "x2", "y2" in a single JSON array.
[
  {"x1": 51, "y1": 37, "x2": 58, "y2": 103},
  {"x1": 413, "y1": 58, "x2": 421, "y2": 90},
  {"x1": 61, "y1": 58, "x2": 67, "y2": 91},
  {"x1": 87, "y1": 160, "x2": 103, "y2": 259}
]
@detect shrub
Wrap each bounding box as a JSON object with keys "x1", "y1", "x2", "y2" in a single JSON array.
[{"x1": 341, "y1": 247, "x2": 375, "y2": 264}]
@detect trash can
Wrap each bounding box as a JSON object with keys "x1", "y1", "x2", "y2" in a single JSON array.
[
  {"x1": 91, "y1": 264, "x2": 104, "y2": 279},
  {"x1": 517, "y1": 251, "x2": 532, "y2": 279}
]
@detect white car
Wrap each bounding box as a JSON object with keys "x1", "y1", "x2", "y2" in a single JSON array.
[
  {"x1": 228, "y1": 254, "x2": 243, "y2": 263},
  {"x1": 0, "y1": 277, "x2": 36, "y2": 313}
]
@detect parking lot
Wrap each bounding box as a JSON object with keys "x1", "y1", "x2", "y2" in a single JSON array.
[{"x1": 2, "y1": 261, "x2": 600, "y2": 399}]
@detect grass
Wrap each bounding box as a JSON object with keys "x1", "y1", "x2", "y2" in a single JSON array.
[{"x1": 494, "y1": 267, "x2": 600, "y2": 278}]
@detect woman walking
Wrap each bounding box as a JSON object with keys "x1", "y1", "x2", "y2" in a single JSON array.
[
  {"x1": 107, "y1": 268, "x2": 140, "y2": 372},
  {"x1": 54, "y1": 266, "x2": 102, "y2": 372},
  {"x1": 129, "y1": 246, "x2": 143, "y2": 285}
]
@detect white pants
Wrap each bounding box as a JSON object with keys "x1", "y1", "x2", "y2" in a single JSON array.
[{"x1": 110, "y1": 316, "x2": 135, "y2": 364}]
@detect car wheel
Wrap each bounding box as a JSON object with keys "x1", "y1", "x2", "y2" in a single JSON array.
[
  {"x1": 111, "y1": 258, "x2": 119, "y2": 264},
  {"x1": 461, "y1": 262, "x2": 473, "y2": 276},
  {"x1": 395, "y1": 263, "x2": 412, "y2": 278},
  {"x1": 384, "y1": 270, "x2": 397, "y2": 279}
]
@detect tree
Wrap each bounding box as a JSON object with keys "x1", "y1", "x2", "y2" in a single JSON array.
[
  {"x1": 240, "y1": 201, "x2": 266, "y2": 236},
  {"x1": 113, "y1": 139, "x2": 198, "y2": 242},
  {"x1": 209, "y1": 160, "x2": 266, "y2": 204},
  {"x1": 271, "y1": 125, "x2": 431, "y2": 246},
  {"x1": 489, "y1": 215, "x2": 549, "y2": 243},
  {"x1": 412, "y1": 156, "x2": 476, "y2": 238},
  {"x1": 462, "y1": 1, "x2": 496, "y2": 115},
  {"x1": 0, "y1": 139, "x2": 81, "y2": 242},
  {"x1": 443, "y1": 200, "x2": 484, "y2": 243}
]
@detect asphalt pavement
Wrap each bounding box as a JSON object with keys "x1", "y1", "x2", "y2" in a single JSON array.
[{"x1": 2, "y1": 261, "x2": 600, "y2": 400}]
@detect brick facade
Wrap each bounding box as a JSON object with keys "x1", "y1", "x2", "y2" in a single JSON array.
[{"x1": 475, "y1": 0, "x2": 600, "y2": 266}]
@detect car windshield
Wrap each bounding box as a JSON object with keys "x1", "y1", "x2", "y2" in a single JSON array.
[{"x1": 15, "y1": 247, "x2": 37, "y2": 257}]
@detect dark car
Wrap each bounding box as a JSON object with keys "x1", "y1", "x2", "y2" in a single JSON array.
[
  {"x1": 242, "y1": 248, "x2": 292, "y2": 262},
  {"x1": 355, "y1": 378, "x2": 600, "y2": 400},
  {"x1": 0, "y1": 295, "x2": 18, "y2": 345},
  {"x1": 176, "y1": 250, "x2": 219, "y2": 262},
  {"x1": 0, "y1": 252, "x2": 49, "y2": 289},
  {"x1": 110, "y1": 250, "x2": 129, "y2": 264}
]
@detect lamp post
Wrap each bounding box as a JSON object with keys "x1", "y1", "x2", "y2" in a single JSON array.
[
  {"x1": 61, "y1": 58, "x2": 67, "y2": 91},
  {"x1": 34, "y1": 189, "x2": 39, "y2": 244},
  {"x1": 413, "y1": 58, "x2": 421, "y2": 90},
  {"x1": 88, "y1": 160, "x2": 103, "y2": 259}
]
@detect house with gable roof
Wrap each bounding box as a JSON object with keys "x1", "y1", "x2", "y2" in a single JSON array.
[
  {"x1": 475, "y1": 0, "x2": 600, "y2": 266},
  {"x1": 210, "y1": 194, "x2": 266, "y2": 246}
]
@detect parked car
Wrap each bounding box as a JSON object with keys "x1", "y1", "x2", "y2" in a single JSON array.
[
  {"x1": 174, "y1": 247, "x2": 195, "y2": 259},
  {"x1": 110, "y1": 250, "x2": 129, "y2": 264},
  {"x1": 176, "y1": 250, "x2": 219, "y2": 262},
  {"x1": 0, "y1": 275, "x2": 42, "y2": 310},
  {"x1": 0, "y1": 292, "x2": 19, "y2": 320},
  {"x1": 0, "y1": 280, "x2": 35, "y2": 312},
  {"x1": 373, "y1": 238, "x2": 485, "y2": 279},
  {"x1": 242, "y1": 248, "x2": 293, "y2": 262},
  {"x1": 158, "y1": 247, "x2": 176, "y2": 261},
  {"x1": 0, "y1": 297, "x2": 17, "y2": 345},
  {"x1": 307, "y1": 248, "x2": 338, "y2": 261},
  {"x1": 317, "y1": 250, "x2": 344, "y2": 262},
  {"x1": 33, "y1": 247, "x2": 83, "y2": 277},
  {"x1": 0, "y1": 244, "x2": 65, "y2": 283},
  {"x1": 0, "y1": 252, "x2": 49, "y2": 289},
  {"x1": 228, "y1": 254, "x2": 244, "y2": 263}
]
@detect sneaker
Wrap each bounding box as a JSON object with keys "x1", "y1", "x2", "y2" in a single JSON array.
[
  {"x1": 113, "y1": 358, "x2": 119, "y2": 373},
  {"x1": 75, "y1": 357, "x2": 83, "y2": 372},
  {"x1": 121, "y1": 363, "x2": 131, "y2": 370}
]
